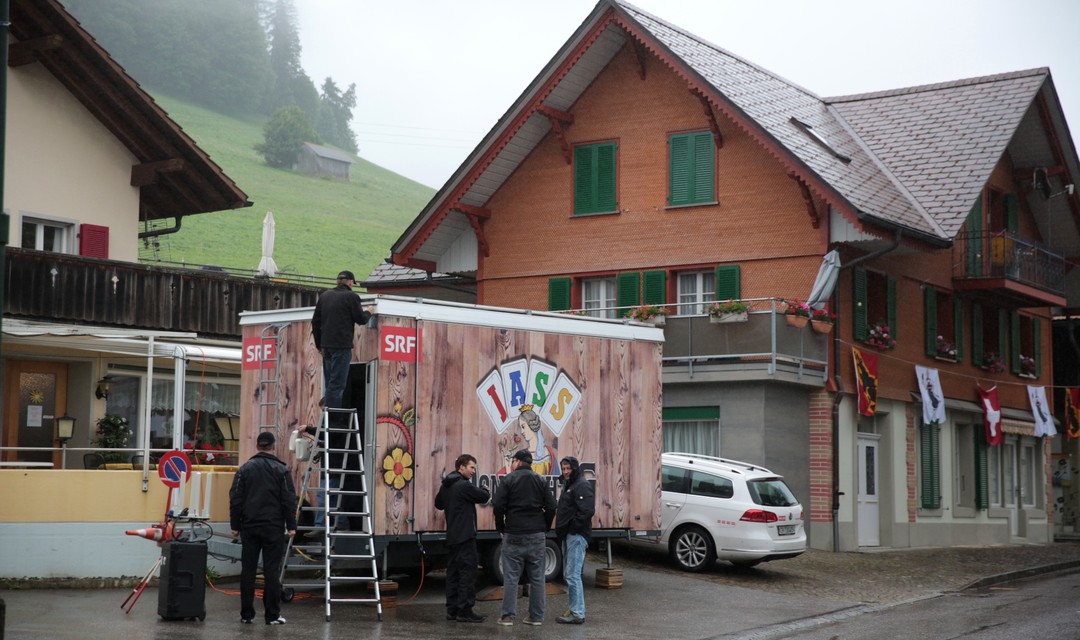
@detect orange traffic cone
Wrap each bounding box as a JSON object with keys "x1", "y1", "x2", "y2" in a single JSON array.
[{"x1": 126, "y1": 526, "x2": 165, "y2": 542}]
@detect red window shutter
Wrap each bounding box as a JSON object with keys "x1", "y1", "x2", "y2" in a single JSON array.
[{"x1": 79, "y1": 224, "x2": 109, "y2": 258}]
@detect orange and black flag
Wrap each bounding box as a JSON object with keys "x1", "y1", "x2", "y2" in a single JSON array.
[
  {"x1": 852, "y1": 347, "x2": 878, "y2": 417},
  {"x1": 1066, "y1": 388, "x2": 1080, "y2": 439}
]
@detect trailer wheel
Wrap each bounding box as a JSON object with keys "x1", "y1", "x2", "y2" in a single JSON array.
[
  {"x1": 483, "y1": 539, "x2": 563, "y2": 583},
  {"x1": 281, "y1": 587, "x2": 295, "y2": 603}
]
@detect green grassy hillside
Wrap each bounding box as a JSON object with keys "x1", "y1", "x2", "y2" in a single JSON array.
[{"x1": 147, "y1": 95, "x2": 435, "y2": 282}]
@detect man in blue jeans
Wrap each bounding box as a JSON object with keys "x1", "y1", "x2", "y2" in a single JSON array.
[
  {"x1": 493, "y1": 449, "x2": 556, "y2": 626},
  {"x1": 311, "y1": 270, "x2": 373, "y2": 412},
  {"x1": 555, "y1": 456, "x2": 594, "y2": 624}
]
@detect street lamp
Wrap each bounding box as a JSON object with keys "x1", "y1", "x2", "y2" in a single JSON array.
[{"x1": 56, "y1": 414, "x2": 76, "y2": 470}]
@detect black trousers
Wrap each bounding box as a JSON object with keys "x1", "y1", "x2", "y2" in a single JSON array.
[
  {"x1": 445, "y1": 539, "x2": 479, "y2": 616},
  {"x1": 240, "y1": 526, "x2": 286, "y2": 623}
]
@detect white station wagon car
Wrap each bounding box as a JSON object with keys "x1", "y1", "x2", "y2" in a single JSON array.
[{"x1": 654, "y1": 452, "x2": 806, "y2": 571}]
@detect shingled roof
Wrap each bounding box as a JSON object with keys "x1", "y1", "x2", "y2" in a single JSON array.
[
  {"x1": 391, "y1": 0, "x2": 1080, "y2": 271},
  {"x1": 11, "y1": 0, "x2": 251, "y2": 221}
]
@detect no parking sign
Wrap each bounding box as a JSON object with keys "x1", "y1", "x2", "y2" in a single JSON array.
[{"x1": 157, "y1": 450, "x2": 192, "y2": 489}]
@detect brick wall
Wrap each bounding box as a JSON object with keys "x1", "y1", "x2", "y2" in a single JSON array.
[{"x1": 808, "y1": 387, "x2": 834, "y2": 523}]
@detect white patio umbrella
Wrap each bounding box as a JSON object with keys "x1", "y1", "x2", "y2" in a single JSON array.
[
  {"x1": 805, "y1": 249, "x2": 840, "y2": 309},
  {"x1": 256, "y1": 211, "x2": 279, "y2": 277}
]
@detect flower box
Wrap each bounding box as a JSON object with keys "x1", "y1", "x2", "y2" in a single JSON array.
[
  {"x1": 710, "y1": 311, "x2": 748, "y2": 324},
  {"x1": 811, "y1": 319, "x2": 833, "y2": 334},
  {"x1": 646, "y1": 315, "x2": 666, "y2": 326},
  {"x1": 786, "y1": 314, "x2": 808, "y2": 329}
]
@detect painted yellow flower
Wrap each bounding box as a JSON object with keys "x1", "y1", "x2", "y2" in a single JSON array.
[{"x1": 382, "y1": 447, "x2": 413, "y2": 490}]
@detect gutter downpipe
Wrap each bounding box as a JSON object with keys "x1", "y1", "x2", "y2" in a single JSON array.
[{"x1": 831, "y1": 229, "x2": 901, "y2": 551}]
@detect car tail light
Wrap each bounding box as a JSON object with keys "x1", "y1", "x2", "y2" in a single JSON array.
[{"x1": 739, "y1": 509, "x2": 778, "y2": 523}]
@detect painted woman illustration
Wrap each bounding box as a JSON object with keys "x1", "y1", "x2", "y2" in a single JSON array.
[{"x1": 503, "y1": 405, "x2": 556, "y2": 476}]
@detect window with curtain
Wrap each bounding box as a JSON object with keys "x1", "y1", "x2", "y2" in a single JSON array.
[
  {"x1": 105, "y1": 374, "x2": 240, "y2": 449},
  {"x1": 582, "y1": 277, "x2": 617, "y2": 318},
  {"x1": 677, "y1": 271, "x2": 715, "y2": 316},
  {"x1": 662, "y1": 406, "x2": 720, "y2": 457}
]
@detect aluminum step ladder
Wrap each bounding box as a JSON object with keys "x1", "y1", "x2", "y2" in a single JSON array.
[{"x1": 281, "y1": 407, "x2": 382, "y2": 621}]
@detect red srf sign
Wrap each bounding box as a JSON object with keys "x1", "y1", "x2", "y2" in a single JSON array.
[
  {"x1": 242, "y1": 337, "x2": 277, "y2": 370},
  {"x1": 381, "y1": 326, "x2": 420, "y2": 362}
]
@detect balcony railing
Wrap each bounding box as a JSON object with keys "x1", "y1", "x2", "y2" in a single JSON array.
[
  {"x1": 584, "y1": 299, "x2": 830, "y2": 382},
  {"x1": 953, "y1": 231, "x2": 1065, "y2": 297}
]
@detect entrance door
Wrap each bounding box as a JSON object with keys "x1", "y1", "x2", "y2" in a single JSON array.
[
  {"x1": 1002, "y1": 439, "x2": 1019, "y2": 536},
  {"x1": 3, "y1": 360, "x2": 69, "y2": 466},
  {"x1": 857, "y1": 435, "x2": 880, "y2": 547}
]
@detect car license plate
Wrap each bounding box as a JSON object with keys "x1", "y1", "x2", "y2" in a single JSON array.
[{"x1": 777, "y1": 524, "x2": 796, "y2": 536}]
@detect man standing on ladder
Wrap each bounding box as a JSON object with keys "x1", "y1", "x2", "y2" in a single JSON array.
[{"x1": 310, "y1": 270, "x2": 373, "y2": 536}]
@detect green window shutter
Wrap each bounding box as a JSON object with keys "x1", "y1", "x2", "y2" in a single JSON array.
[
  {"x1": 1010, "y1": 312, "x2": 1021, "y2": 374},
  {"x1": 998, "y1": 309, "x2": 1008, "y2": 366},
  {"x1": 953, "y1": 297, "x2": 965, "y2": 362},
  {"x1": 668, "y1": 132, "x2": 715, "y2": 206},
  {"x1": 597, "y1": 143, "x2": 617, "y2": 212},
  {"x1": 616, "y1": 272, "x2": 640, "y2": 316},
  {"x1": 924, "y1": 288, "x2": 938, "y2": 357},
  {"x1": 886, "y1": 276, "x2": 897, "y2": 340},
  {"x1": 1034, "y1": 318, "x2": 1042, "y2": 377},
  {"x1": 974, "y1": 427, "x2": 989, "y2": 510},
  {"x1": 1004, "y1": 194, "x2": 1019, "y2": 233},
  {"x1": 668, "y1": 135, "x2": 690, "y2": 205},
  {"x1": 692, "y1": 132, "x2": 715, "y2": 203},
  {"x1": 548, "y1": 277, "x2": 571, "y2": 311},
  {"x1": 920, "y1": 422, "x2": 941, "y2": 510},
  {"x1": 714, "y1": 265, "x2": 741, "y2": 300},
  {"x1": 971, "y1": 302, "x2": 984, "y2": 364},
  {"x1": 573, "y1": 143, "x2": 617, "y2": 214},
  {"x1": 643, "y1": 270, "x2": 667, "y2": 305},
  {"x1": 853, "y1": 268, "x2": 868, "y2": 341},
  {"x1": 966, "y1": 195, "x2": 983, "y2": 276}
]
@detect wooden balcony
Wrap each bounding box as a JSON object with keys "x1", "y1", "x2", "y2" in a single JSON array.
[
  {"x1": 952, "y1": 231, "x2": 1066, "y2": 307},
  {"x1": 3, "y1": 248, "x2": 324, "y2": 340}
]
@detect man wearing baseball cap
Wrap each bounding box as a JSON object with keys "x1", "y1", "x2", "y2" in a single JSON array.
[
  {"x1": 311, "y1": 270, "x2": 373, "y2": 413},
  {"x1": 493, "y1": 449, "x2": 557, "y2": 626},
  {"x1": 229, "y1": 431, "x2": 297, "y2": 625}
]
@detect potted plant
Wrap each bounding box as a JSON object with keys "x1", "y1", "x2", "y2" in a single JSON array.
[
  {"x1": 810, "y1": 308, "x2": 835, "y2": 334},
  {"x1": 94, "y1": 413, "x2": 132, "y2": 463},
  {"x1": 707, "y1": 299, "x2": 751, "y2": 323},
  {"x1": 783, "y1": 300, "x2": 811, "y2": 328},
  {"x1": 866, "y1": 322, "x2": 896, "y2": 351},
  {"x1": 627, "y1": 304, "x2": 671, "y2": 325},
  {"x1": 1019, "y1": 354, "x2": 1036, "y2": 377},
  {"x1": 981, "y1": 351, "x2": 1005, "y2": 373},
  {"x1": 935, "y1": 336, "x2": 957, "y2": 360}
]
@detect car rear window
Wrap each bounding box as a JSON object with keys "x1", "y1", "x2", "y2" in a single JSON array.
[
  {"x1": 747, "y1": 478, "x2": 798, "y2": 507},
  {"x1": 689, "y1": 471, "x2": 733, "y2": 499}
]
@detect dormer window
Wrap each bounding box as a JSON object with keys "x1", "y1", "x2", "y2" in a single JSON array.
[{"x1": 790, "y1": 117, "x2": 851, "y2": 164}]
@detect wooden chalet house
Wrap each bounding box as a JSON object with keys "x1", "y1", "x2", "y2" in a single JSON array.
[
  {"x1": 0, "y1": 0, "x2": 321, "y2": 579},
  {"x1": 387, "y1": 0, "x2": 1080, "y2": 551}
]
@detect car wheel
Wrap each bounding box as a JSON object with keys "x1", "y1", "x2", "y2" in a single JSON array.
[
  {"x1": 730, "y1": 559, "x2": 763, "y2": 568},
  {"x1": 482, "y1": 539, "x2": 563, "y2": 583},
  {"x1": 669, "y1": 525, "x2": 715, "y2": 572}
]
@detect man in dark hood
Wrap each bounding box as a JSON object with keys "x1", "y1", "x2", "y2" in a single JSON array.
[
  {"x1": 555, "y1": 456, "x2": 594, "y2": 624},
  {"x1": 435, "y1": 453, "x2": 490, "y2": 622}
]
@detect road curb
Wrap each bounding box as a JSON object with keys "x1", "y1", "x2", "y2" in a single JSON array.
[{"x1": 957, "y1": 559, "x2": 1080, "y2": 591}]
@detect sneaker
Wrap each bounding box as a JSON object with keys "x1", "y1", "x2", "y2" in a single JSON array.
[
  {"x1": 497, "y1": 615, "x2": 514, "y2": 626},
  {"x1": 446, "y1": 611, "x2": 458, "y2": 621},
  {"x1": 303, "y1": 530, "x2": 324, "y2": 539},
  {"x1": 240, "y1": 618, "x2": 253, "y2": 624},
  {"x1": 266, "y1": 616, "x2": 287, "y2": 625},
  {"x1": 557, "y1": 614, "x2": 585, "y2": 624},
  {"x1": 523, "y1": 617, "x2": 543, "y2": 626},
  {"x1": 457, "y1": 611, "x2": 486, "y2": 623}
]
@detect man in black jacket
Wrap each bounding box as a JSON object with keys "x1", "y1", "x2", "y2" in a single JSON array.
[
  {"x1": 230, "y1": 431, "x2": 297, "y2": 625},
  {"x1": 435, "y1": 453, "x2": 491, "y2": 623},
  {"x1": 493, "y1": 449, "x2": 557, "y2": 626},
  {"x1": 311, "y1": 270, "x2": 372, "y2": 412},
  {"x1": 555, "y1": 456, "x2": 594, "y2": 624}
]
